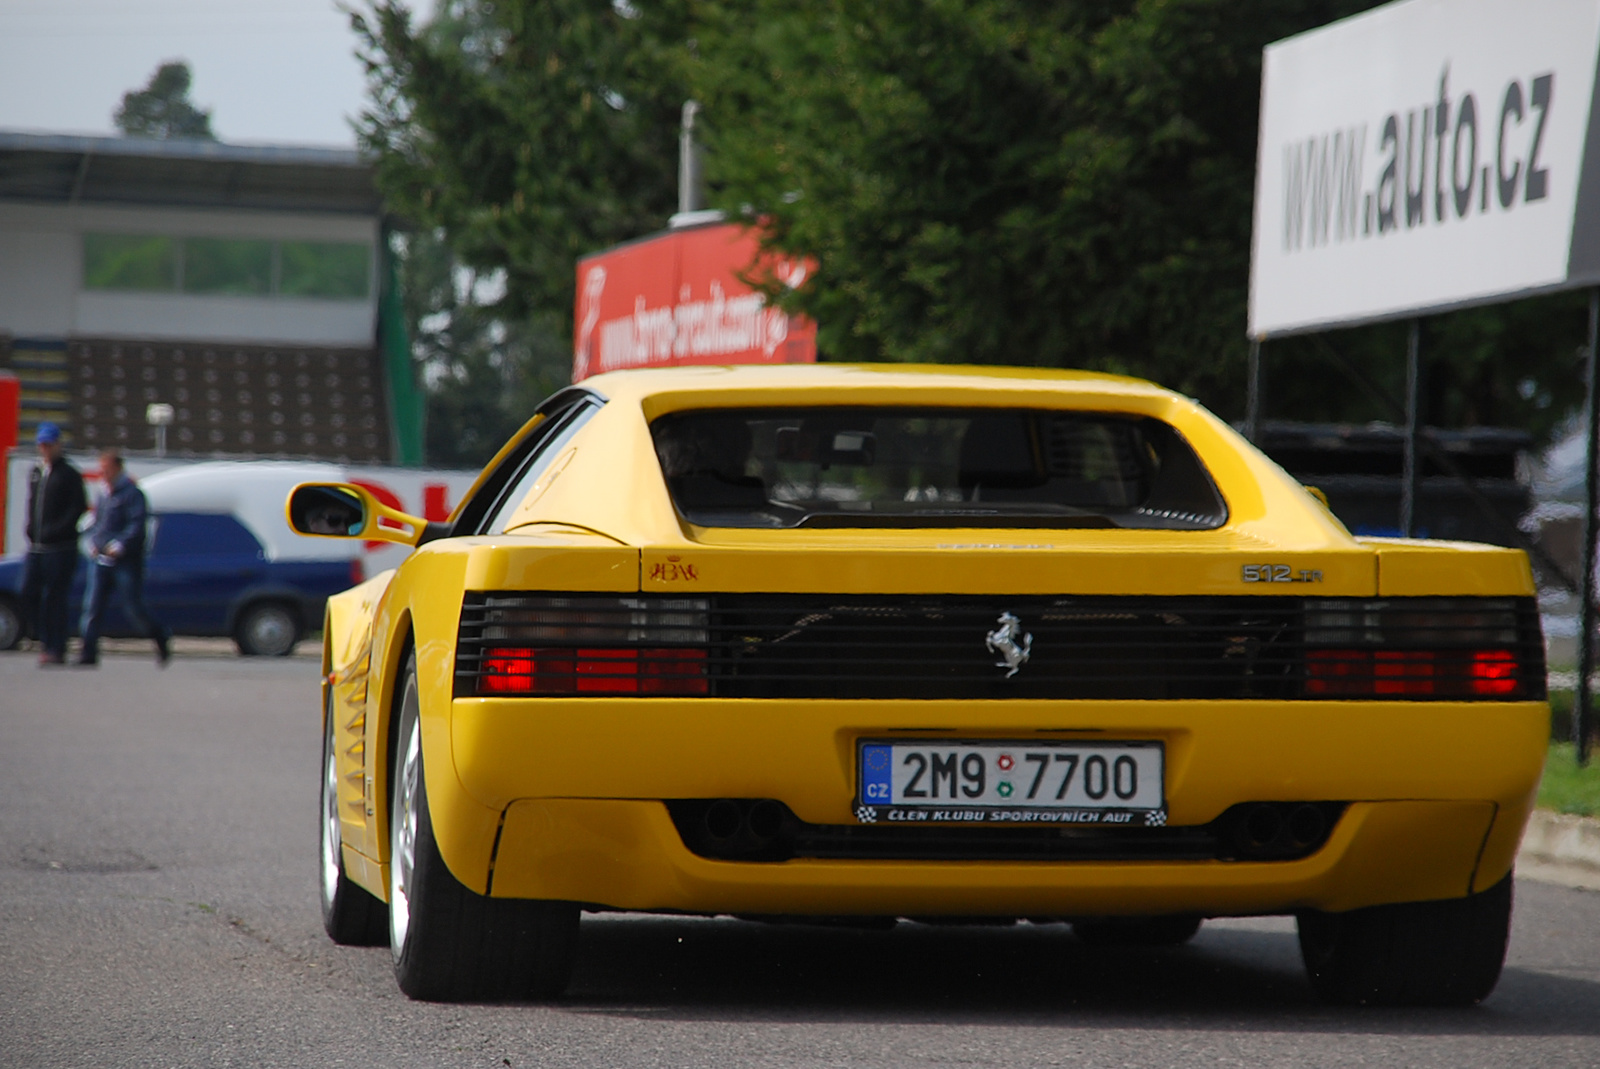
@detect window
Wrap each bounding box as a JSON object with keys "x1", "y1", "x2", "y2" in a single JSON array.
[
  {"x1": 650, "y1": 407, "x2": 1228, "y2": 530},
  {"x1": 481, "y1": 403, "x2": 601, "y2": 535},
  {"x1": 184, "y1": 238, "x2": 272, "y2": 296},
  {"x1": 83, "y1": 234, "x2": 178, "y2": 292},
  {"x1": 280, "y1": 241, "x2": 370, "y2": 298},
  {"x1": 82, "y1": 234, "x2": 371, "y2": 299},
  {"x1": 447, "y1": 393, "x2": 605, "y2": 537}
]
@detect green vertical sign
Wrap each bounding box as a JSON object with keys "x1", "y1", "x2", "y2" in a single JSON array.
[{"x1": 379, "y1": 224, "x2": 424, "y2": 467}]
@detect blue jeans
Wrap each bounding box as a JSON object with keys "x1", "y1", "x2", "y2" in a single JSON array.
[
  {"x1": 21, "y1": 547, "x2": 78, "y2": 658},
  {"x1": 79, "y1": 557, "x2": 169, "y2": 662}
]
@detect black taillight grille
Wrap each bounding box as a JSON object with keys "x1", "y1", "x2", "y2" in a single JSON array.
[
  {"x1": 456, "y1": 594, "x2": 710, "y2": 696},
  {"x1": 456, "y1": 593, "x2": 1544, "y2": 701}
]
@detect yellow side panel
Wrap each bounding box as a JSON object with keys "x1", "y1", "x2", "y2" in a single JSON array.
[
  {"x1": 1475, "y1": 772, "x2": 1545, "y2": 892},
  {"x1": 366, "y1": 544, "x2": 494, "y2": 893},
  {"x1": 1364, "y1": 538, "x2": 1537, "y2": 596},
  {"x1": 331, "y1": 668, "x2": 371, "y2": 855},
  {"x1": 360, "y1": 537, "x2": 652, "y2": 894},
  {"x1": 325, "y1": 571, "x2": 395, "y2": 857},
  {"x1": 326, "y1": 570, "x2": 394, "y2": 676},
  {"x1": 461, "y1": 533, "x2": 637, "y2": 592},
  {"x1": 341, "y1": 843, "x2": 387, "y2": 902},
  {"x1": 1311, "y1": 801, "x2": 1495, "y2": 908}
]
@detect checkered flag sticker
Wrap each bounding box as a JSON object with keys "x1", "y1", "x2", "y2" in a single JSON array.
[
  {"x1": 855, "y1": 805, "x2": 878, "y2": 823},
  {"x1": 1144, "y1": 808, "x2": 1168, "y2": 827}
]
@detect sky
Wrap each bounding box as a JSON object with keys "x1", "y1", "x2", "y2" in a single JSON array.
[{"x1": 0, "y1": 0, "x2": 432, "y2": 147}]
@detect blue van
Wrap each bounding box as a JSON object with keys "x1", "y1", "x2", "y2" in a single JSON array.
[{"x1": 0, "y1": 461, "x2": 364, "y2": 656}]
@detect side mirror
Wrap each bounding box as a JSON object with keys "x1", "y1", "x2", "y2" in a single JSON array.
[{"x1": 287, "y1": 482, "x2": 430, "y2": 547}]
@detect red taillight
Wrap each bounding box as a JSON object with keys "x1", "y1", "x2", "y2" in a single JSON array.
[
  {"x1": 1372, "y1": 650, "x2": 1435, "y2": 696},
  {"x1": 478, "y1": 646, "x2": 707, "y2": 696},
  {"x1": 641, "y1": 647, "x2": 708, "y2": 694},
  {"x1": 1305, "y1": 648, "x2": 1519, "y2": 698},
  {"x1": 1304, "y1": 649, "x2": 1368, "y2": 696},
  {"x1": 480, "y1": 647, "x2": 540, "y2": 693},
  {"x1": 575, "y1": 648, "x2": 639, "y2": 693},
  {"x1": 1469, "y1": 649, "x2": 1518, "y2": 696}
]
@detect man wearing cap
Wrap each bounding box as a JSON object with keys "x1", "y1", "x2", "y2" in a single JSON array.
[{"x1": 20, "y1": 422, "x2": 86, "y2": 666}]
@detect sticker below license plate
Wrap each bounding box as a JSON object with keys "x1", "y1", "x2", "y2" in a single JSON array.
[{"x1": 855, "y1": 739, "x2": 1165, "y2": 825}]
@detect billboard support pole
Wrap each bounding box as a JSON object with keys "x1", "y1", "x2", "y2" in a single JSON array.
[
  {"x1": 1401, "y1": 320, "x2": 1423, "y2": 538},
  {"x1": 1245, "y1": 339, "x2": 1263, "y2": 443},
  {"x1": 1577, "y1": 289, "x2": 1600, "y2": 766}
]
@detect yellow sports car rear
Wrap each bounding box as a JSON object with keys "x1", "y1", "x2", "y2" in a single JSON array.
[{"x1": 293, "y1": 365, "x2": 1546, "y2": 1006}]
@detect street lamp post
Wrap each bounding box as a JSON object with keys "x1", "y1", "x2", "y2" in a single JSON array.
[{"x1": 146, "y1": 403, "x2": 174, "y2": 459}]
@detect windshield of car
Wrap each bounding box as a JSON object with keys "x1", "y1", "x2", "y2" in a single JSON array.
[{"x1": 650, "y1": 407, "x2": 1227, "y2": 529}]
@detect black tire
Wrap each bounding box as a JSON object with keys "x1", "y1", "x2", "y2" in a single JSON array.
[
  {"x1": 0, "y1": 596, "x2": 21, "y2": 651},
  {"x1": 235, "y1": 602, "x2": 300, "y2": 657},
  {"x1": 1073, "y1": 915, "x2": 1202, "y2": 947},
  {"x1": 388, "y1": 652, "x2": 579, "y2": 1001},
  {"x1": 1297, "y1": 874, "x2": 1513, "y2": 1006},
  {"x1": 320, "y1": 688, "x2": 388, "y2": 945}
]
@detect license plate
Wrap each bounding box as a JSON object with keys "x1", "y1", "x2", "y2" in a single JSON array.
[{"x1": 855, "y1": 739, "x2": 1165, "y2": 825}]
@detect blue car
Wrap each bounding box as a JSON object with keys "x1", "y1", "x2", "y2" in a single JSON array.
[{"x1": 0, "y1": 462, "x2": 366, "y2": 656}]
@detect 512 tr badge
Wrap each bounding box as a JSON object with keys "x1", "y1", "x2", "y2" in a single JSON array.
[{"x1": 1241, "y1": 564, "x2": 1323, "y2": 583}]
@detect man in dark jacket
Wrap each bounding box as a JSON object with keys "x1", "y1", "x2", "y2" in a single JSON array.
[
  {"x1": 78, "y1": 450, "x2": 169, "y2": 666},
  {"x1": 20, "y1": 422, "x2": 86, "y2": 666}
]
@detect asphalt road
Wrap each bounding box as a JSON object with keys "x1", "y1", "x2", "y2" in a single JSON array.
[{"x1": 4, "y1": 649, "x2": 1600, "y2": 1069}]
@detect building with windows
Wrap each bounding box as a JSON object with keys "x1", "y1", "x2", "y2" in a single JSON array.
[{"x1": 0, "y1": 131, "x2": 421, "y2": 464}]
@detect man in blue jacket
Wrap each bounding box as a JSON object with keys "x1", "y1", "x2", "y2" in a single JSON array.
[{"x1": 78, "y1": 450, "x2": 169, "y2": 666}]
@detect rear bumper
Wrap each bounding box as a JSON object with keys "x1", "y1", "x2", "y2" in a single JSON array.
[
  {"x1": 422, "y1": 697, "x2": 1547, "y2": 915},
  {"x1": 487, "y1": 797, "x2": 1501, "y2": 916}
]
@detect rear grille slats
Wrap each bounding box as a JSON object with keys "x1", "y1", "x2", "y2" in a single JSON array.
[
  {"x1": 698, "y1": 595, "x2": 1304, "y2": 700},
  {"x1": 456, "y1": 592, "x2": 1545, "y2": 700}
]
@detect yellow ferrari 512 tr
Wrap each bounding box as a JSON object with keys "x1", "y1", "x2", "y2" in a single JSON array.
[{"x1": 288, "y1": 364, "x2": 1547, "y2": 1006}]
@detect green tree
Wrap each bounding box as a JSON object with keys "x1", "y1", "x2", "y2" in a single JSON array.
[
  {"x1": 114, "y1": 61, "x2": 215, "y2": 140},
  {"x1": 398, "y1": 228, "x2": 571, "y2": 467},
  {"x1": 1262, "y1": 293, "x2": 1592, "y2": 445},
  {"x1": 354, "y1": 0, "x2": 1593, "y2": 446},
  {"x1": 693, "y1": 0, "x2": 1383, "y2": 401},
  {"x1": 352, "y1": 0, "x2": 697, "y2": 463},
  {"x1": 353, "y1": 0, "x2": 693, "y2": 331},
  {"x1": 692, "y1": 0, "x2": 1596, "y2": 439}
]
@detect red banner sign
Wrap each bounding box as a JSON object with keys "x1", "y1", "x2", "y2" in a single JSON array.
[{"x1": 573, "y1": 222, "x2": 816, "y2": 381}]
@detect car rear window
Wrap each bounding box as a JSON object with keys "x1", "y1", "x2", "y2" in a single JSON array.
[{"x1": 650, "y1": 407, "x2": 1227, "y2": 529}]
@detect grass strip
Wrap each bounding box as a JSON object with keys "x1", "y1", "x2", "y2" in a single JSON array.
[{"x1": 1538, "y1": 742, "x2": 1600, "y2": 817}]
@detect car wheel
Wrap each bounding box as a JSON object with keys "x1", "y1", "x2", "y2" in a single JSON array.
[
  {"x1": 0, "y1": 596, "x2": 21, "y2": 651},
  {"x1": 1072, "y1": 915, "x2": 1202, "y2": 947},
  {"x1": 388, "y1": 652, "x2": 579, "y2": 1001},
  {"x1": 1297, "y1": 874, "x2": 1512, "y2": 1006},
  {"x1": 235, "y1": 602, "x2": 299, "y2": 657},
  {"x1": 320, "y1": 688, "x2": 388, "y2": 945}
]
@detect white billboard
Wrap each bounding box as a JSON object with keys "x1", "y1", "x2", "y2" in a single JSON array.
[{"x1": 1249, "y1": 0, "x2": 1600, "y2": 338}]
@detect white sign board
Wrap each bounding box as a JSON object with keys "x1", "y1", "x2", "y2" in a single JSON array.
[{"x1": 1249, "y1": 0, "x2": 1600, "y2": 338}]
